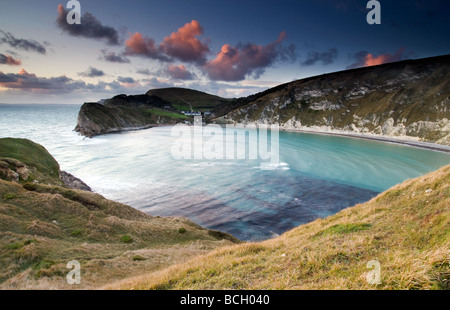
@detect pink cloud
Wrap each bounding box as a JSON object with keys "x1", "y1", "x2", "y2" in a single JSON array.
[
  {"x1": 364, "y1": 48, "x2": 405, "y2": 66},
  {"x1": 349, "y1": 48, "x2": 410, "y2": 68},
  {"x1": 124, "y1": 20, "x2": 209, "y2": 64},
  {"x1": 17, "y1": 68, "x2": 36, "y2": 77},
  {"x1": 0, "y1": 53, "x2": 21, "y2": 66},
  {"x1": 124, "y1": 32, "x2": 167, "y2": 60},
  {"x1": 166, "y1": 64, "x2": 196, "y2": 80},
  {"x1": 161, "y1": 20, "x2": 209, "y2": 64},
  {"x1": 204, "y1": 31, "x2": 287, "y2": 81}
]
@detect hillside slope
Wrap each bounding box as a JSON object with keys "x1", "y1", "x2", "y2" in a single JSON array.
[
  {"x1": 146, "y1": 87, "x2": 231, "y2": 110},
  {"x1": 0, "y1": 138, "x2": 239, "y2": 289},
  {"x1": 216, "y1": 55, "x2": 450, "y2": 145},
  {"x1": 109, "y1": 164, "x2": 450, "y2": 290}
]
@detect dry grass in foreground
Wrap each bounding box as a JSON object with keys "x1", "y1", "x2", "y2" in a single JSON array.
[{"x1": 107, "y1": 165, "x2": 450, "y2": 290}]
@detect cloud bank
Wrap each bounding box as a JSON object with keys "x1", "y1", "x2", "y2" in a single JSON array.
[{"x1": 0, "y1": 69, "x2": 86, "y2": 93}]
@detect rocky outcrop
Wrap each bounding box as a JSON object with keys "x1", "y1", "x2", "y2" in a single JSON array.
[
  {"x1": 74, "y1": 102, "x2": 161, "y2": 138},
  {"x1": 0, "y1": 158, "x2": 29, "y2": 182},
  {"x1": 60, "y1": 171, "x2": 92, "y2": 192},
  {"x1": 215, "y1": 55, "x2": 450, "y2": 145}
]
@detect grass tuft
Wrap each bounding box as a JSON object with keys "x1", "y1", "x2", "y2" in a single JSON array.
[{"x1": 120, "y1": 235, "x2": 133, "y2": 244}]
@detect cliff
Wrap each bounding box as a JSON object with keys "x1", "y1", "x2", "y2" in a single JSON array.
[
  {"x1": 215, "y1": 54, "x2": 450, "y2": 145},
  {"x1": 74, "y1": 102, "x2": 176, "y2": 138},
  {"x1": 0, "y1": 138, "x2": 239, "y2": 289}
]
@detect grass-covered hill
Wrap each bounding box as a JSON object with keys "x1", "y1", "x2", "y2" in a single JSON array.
[
  {"x1": 0, "y1": 138, "x2": 239, "y2": 289},
  {"x1": 146, "y1": 87, "x2": 231, "y2": 111},
  {"x1": 108, "y1": 164, "x2": 450, "y2": 290},
  {"x1": 75, "y1": 88, "x2": 232, "y2": 137}
]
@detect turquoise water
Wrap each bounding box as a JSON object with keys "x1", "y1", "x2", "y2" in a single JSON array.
[{"x1": 1, "y1": 104, "x2": 449, "y2": 240}]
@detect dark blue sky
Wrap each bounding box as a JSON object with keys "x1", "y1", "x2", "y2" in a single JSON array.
[{"x1": 0, "y1": 0, "x2": 449, "y2": 103}]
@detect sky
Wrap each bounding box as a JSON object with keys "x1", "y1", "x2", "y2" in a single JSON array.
[{"x1": 0, "y1": 0, "x2": 449, "y2": 104}]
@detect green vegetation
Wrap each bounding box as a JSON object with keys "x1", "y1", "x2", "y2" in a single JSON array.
[
  {"x1": 314, "y1": 223, "x2": 372, "y2": 237},
  {"x1": 70, "y1": 230, "x2": 83, "y2": 237},
  {"x1": 146, "y1": 87, "x2": 231, "y2": 110},
  {"x1": 120, "y1": 235, "x2": 133, "y2": 244},
  {"x1": 0, "y1": 138, "x2": 61, "y2": 185},
  {"x1": 132, "y1": 255, "x2": 146, "y2": 261},
  {"x1": 109, "y1": 164, "x2": 450, "y2": 290},
  {"x1": 145, "y1": 108, "x2": 187, "y2": 119},
  {"x1": 178, "y1": 228, "x2": 187, "y2": 234},
  {"x1": 3, "y1": 193, "x2": 17, "y2": 200},
  {"x1": 172, "y1": 104, "x2": 191, "y2": 111}
]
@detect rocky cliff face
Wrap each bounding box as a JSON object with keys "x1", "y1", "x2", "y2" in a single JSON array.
[
  {"x1": 215, "y1": 55, "x2": 450, "y2": 145},
  {"x1": 75, "y1": 102, "x2": 177, "y2": 138}
]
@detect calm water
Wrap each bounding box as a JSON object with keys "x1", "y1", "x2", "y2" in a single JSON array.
[{"x1": 1, "y1": 104, "x2": 449, "y2": 240}]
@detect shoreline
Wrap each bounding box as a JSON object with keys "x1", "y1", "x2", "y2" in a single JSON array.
[
  {"x1": 280, "y1": 128, "x2": 450, "y2": 154},
  {"x1": 82, "y1": 121, "x2": 450, "y2": 154}
]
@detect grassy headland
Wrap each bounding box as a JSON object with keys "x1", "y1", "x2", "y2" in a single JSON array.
[{"x1": 0, "y1": 138, "x2": 239, "y2": 289}]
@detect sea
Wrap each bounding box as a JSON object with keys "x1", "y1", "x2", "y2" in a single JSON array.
[{"x1": 1, "y1": 103, "x2": 449, "y2": 241}]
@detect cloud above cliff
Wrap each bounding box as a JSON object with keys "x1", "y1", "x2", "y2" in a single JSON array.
[
  {"x1": 165, "y1": 65, "x2": 196, "y2": 80},
  {"x1": 56, "y1": 4, "x2": 120, "y2": 45},
  {"x1": 78, "y1": 67, "x2": 105, "y2": 77},
  {"x1": 302, "y1": 48, "x2": 338, "y2": 66},
  {"x1": 0, "y1": 68, "x2": 86, "y2": 93},
  {"x1": 160, "y1": 20, "x2": 210, "y2": 64},
  {"x1": 0, "y1": 68, "x2": 147, "y2": 94},
  {"x1": 0, "y1": 30, "x2": 47, "y2": 54},
  {"x1": 204, "y1": 32, "x2": 292, "y2": 81},
  {"x1": 124, "y1": 20, "x2": 209, "y2": 64},
  {"x1": 124, "y1": 32, "x2": 168, "y2": 61},
  {"x1": 122, "y1": 20, "x2": 296, "y2": 82},
  {"x1": 348, "y1": 48, "x2": 412, "y2": 68},
  {"x1": 0, "y1": 53, "x2": 21, "y2": 66}
]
